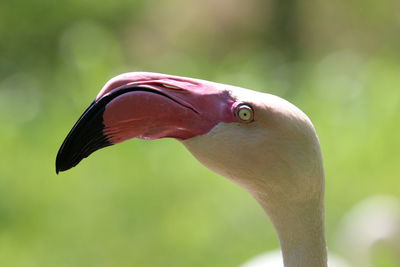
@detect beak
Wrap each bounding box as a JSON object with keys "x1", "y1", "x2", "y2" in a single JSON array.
[{"x1": 56, "y1": 73, "x2": 236, "y2": 173}]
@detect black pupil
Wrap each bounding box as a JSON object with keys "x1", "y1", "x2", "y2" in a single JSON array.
[{"x1": 241, "y1": 110, "x2": 249, "y2": 118}]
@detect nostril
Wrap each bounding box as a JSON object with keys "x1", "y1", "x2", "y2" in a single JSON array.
[{"x1": 160, "y1": 83, "x2": 181, "y2": 90}]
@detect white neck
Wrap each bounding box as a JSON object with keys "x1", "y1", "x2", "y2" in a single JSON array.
[
  {"x1": 254, "y1": 191, "x2": 327, "y2": 267},
  {"x1": 181, "y1": 115, "x2": 327, "y2": 267}
]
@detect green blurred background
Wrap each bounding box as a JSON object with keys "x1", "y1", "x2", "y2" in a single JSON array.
[{"x1": 1, "y1": 0, "x2": 399, "y2": 266}]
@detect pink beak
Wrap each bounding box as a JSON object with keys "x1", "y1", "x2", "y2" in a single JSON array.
[{"x1": 56, "y1": 73, "x2": 237, "y2": 173}]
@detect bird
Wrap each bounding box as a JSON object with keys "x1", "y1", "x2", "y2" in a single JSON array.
[{"x1": 56, "y1": 72, "x2": 329, "y2": 266}]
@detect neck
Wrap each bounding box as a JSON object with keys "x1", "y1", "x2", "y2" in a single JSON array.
[{"x1": 254, "y1": 192, "x2": 327, "y2": 267}]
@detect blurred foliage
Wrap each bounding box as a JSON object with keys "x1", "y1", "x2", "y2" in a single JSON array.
[{"x1": 1, "y1": 0, "x2": 400, "y2": 266}]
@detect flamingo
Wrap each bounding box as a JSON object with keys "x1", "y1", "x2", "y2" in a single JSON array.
[{"x1": 56, "y1": 72, "x2": 333, "y2": 266}]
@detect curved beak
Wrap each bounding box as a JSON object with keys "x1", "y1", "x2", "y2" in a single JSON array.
[{"x1": 55, "y1": 73, "x2": 236, "y2": 173}]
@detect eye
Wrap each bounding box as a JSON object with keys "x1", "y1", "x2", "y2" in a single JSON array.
[{"x1": 235, "y1": 104, "x2": 254, "y2": 122}]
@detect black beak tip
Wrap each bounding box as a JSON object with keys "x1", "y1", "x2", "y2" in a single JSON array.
[
  {"x1": 55, "y1": 86, "x2": 150, "y2": 174},
  {"x1": 55, "y1": 154, "x2": 71, "y2": 174},
  {"x1": 55, "y1": 151, "x2": 66, "y2": 174},
  {"x1": 55, "y1": 99, "x2": 113, "y2": 174}
]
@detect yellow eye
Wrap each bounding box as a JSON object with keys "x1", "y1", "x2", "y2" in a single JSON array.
[{"x1": 235, "y1": 104, "x2": 254, "y2": 122}]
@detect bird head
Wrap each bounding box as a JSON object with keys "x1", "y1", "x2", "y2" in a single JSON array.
[{"x1": 56, "y1": 72, "x2": 324, "y2": 204}]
